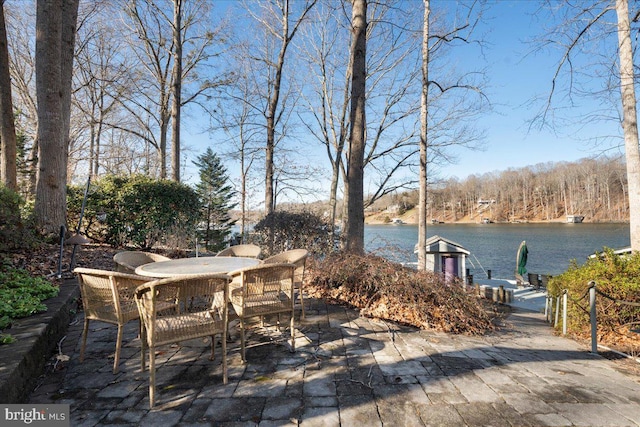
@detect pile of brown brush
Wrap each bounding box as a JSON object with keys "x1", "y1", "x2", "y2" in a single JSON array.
[{"x1": 306, "y1": 252, "x2": 502, "y2": 335}]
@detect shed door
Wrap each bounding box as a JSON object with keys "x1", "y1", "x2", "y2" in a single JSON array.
[{"x1": 442, "y1": 256, "x2": 458, "y2": 281}]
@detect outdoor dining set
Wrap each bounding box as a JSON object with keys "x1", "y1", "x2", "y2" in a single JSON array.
[{"x1": 73, "y1": 244, "x2": 309, "y2": 408}]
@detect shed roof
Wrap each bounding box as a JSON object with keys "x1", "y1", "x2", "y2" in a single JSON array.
[{"x1": 415, "y1": 235, "x2": 470, "y2": 255}]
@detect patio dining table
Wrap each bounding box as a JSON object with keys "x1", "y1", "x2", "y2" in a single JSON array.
[{"x1": 134, "y1": 256, "x2": 261, "y2": 278}]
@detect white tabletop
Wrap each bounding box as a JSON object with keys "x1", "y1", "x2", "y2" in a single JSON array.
[{"x1": 134, "y1": 256, "x2": 261, "y2": 278}]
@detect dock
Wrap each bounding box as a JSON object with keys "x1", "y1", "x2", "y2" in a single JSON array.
[{"x1": 472, "y1": 278, "x2": 547, "y2": 312}]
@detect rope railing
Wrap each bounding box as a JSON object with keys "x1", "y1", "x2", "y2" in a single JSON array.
[
  {"x1": 547, "y1": 281, "x2": 640, "y2": 355},
  {"x1": 594, "y1": 286, "x2": 640, "y2": 307}
]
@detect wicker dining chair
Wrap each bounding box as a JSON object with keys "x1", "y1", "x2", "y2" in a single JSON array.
[
  {"x1": 228, "y1": 263, "x2": 296, "y2": 362},
  {"x1": 262, "y1": 249, "x2": 309, "y2": 317},
  {"x1": 113, "y1": 251, "x2": 171, "y2": 274},
  {"x1": 73, "y1": 268, "x2": 149, "y2": 374},
  {"x1": 135, "y1": 273, "x2": 230, "y2": 408},
  {"x1": 215, "y1": 244, "x2": 262, "y2": 258}
]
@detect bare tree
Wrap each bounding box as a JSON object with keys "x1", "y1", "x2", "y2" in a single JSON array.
[
  {"x1": 170, "y1": 0, "x2": 183, "y2": 181},
  {"x1": 216, "y1": 67, "x2": 263, "y2": 242},
  {"x1": 73, "y1": 3, "x2": 132, "y2": 179},
  {"x1": 123, "y1": 0, "x2": 223, "y2": 180},
  {"x1": 417, "y1": 0, "x2": 429, "y2": 270},
  {"x1": 343, "y1": 0, "x2": 366, "y2": 253},
  {"x1": 298, "y1": 1, "x2": 350, "y2": 233},
  {"x1": 615, "y1": 0, "x2": 640, "y2": 250},
  {"x1": 360, "y1": 2, "x2": 423, "y2": 205},
  {"x1": 4, "y1": 4, "x2": 38, "y2": 194},
  {"x1": 123, "y1": 0, "x2": 174, "y2": 179},
  {"x1": 300, "y1": 1, "x2": 424, "y2": 232},
  {"x1": 34, "y1": 0, "x2": 79, "y2": 236},
  {"x1": 536, "y1": 0, "x2": 640, "y2": 250},
  {"x1": 241, "y1": 0, "x2": 317, "y2": 215},
  {"x1": 0, "y1": 0, "x2": 17, "y2": 190}
]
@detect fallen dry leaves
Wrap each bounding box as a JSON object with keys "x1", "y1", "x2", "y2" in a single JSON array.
[{"x1": 306, "y1": 252, "x2": 504, "y2": 335}]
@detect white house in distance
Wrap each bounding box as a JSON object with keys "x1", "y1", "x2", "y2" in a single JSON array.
[{"x1": 415, "y1": 235, "x2": 469, "y2": 282}]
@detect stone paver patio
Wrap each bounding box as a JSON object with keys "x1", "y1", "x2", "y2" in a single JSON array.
[{"x1": 27, "y1": 297, "x2": 640, "y2": 426}]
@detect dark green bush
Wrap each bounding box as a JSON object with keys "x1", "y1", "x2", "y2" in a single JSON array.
[
  {"x1": 547, "y1": 248, "x2": 640, "y2": 335},
  {"x1": 68, "y1": 175, "x2": 200, "y2": 249},
  {"x1": 249, "y1": 211, "x2": 337, "y2": 257},
  {"x1": 0, "y1": 185, "x2": 36, "y2": 251}
]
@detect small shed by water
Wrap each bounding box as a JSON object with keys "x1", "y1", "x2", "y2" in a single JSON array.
[{"x1": 415, "y1": 235, "x2": 469, "y2": 282}]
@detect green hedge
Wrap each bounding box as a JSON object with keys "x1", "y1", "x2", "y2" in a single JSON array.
[
  {"x1": 68, "y1": 175, "x2": 200, "y2": 249},
  {"x1": 547, "y1": 248, "x2": 640, "y2": 335}
]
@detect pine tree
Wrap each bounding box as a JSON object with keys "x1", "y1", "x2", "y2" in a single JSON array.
[{"x1": 193, "y1": 148, "x2": 237, "y2": 252}]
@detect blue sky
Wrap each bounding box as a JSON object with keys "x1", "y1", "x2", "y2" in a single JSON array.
[
  {"x1": 182, "y1": 1, "x2": 625, "y2": 196},
  {"x1": 443, "y1": 0, "x2": 624, "y2": 180}
]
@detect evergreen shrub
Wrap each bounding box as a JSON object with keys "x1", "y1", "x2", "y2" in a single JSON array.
[
  {"x1": 193, "y1": 148, "x2": 237, "y2": 252},
  {"x1": 68, "y1": 175, "x2": 200, "y2": 249},
  {"x1": 547, "y1": 248, "x2": 640, "y2": 336}
]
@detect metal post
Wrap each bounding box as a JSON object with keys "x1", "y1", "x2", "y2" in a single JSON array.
[
  {"x1": 589, "y1": 281, "x2": 597, "y2": 353},
  {"x1": 56, "y1": 225, "x2": 66, "y2": 278},
  {"x1": 562, "y1": 290, "x2": 568, "y2": 335},
  {"x1": 70, "y1": 177, "x2": 91, "y2": 271},
  {"x1": 554, "y1": 296, "x2": 560, "y2": 326},
  {"x1": 544, "y1": 295, "x2": 549, "y2": 320}
]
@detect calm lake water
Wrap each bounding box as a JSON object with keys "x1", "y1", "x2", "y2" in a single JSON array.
[{"x1": 364, "y1": 223, "x2": 631, "y2": 280}]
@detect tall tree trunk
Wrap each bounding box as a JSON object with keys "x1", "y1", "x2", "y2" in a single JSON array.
[
  {"x1": 417, "y1": 0, "x2": 429, "y2": 270},
  {"x1": 343, "y1": 0, "x2": 366, "y2": 253},
  {"x1": 60, "y1": 0, "x2": 78, "y2": 180},
  {"x1": 35, "y1": 0, "x2": 79, "y2": 236},
  {"x1": 160, "y1": 101, "x2": 169, "y2": 179},
  {"x1": 240, "y1": 145, "x2": 247, "y2": 242},
  {"x1": 264, "y1": 0, "x2": 290, "y2": 215},
  {"x1": 171, "y1": 0, "x2": 183, "y2": 182},
  {"x1": 616, "y1": 0, "x2": 640, "y2": 251},
  {"x1": 0, "y1": 1, "x2": 17, "y2": 191},
  {"x1": 94, "y1": 104, "x2": 104, "y2": 176},
  {"x1": 328, "y1": 159, "x2": 340, "y2": 233},
  {"x1": 35, "y1": 0, "x2": 63, "y2": 235},
  {"x1": 265, "y1": 114, "x2": 275, "y2": 214}
]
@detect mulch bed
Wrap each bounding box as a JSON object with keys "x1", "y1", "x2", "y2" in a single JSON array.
[
  {"x1": 2, "y1": 243, "x2": 182, "y2": 283},
  {"x1": 4, "y1": 243, "x2": 124, "y2": 283}
]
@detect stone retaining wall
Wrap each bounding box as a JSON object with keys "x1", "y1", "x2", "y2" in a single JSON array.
[{"x1": 0, "y1": 279, "x2": 79, "y2": 403}]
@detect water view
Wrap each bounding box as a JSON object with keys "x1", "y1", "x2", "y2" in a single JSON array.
[{"x1": 365, "y1": 223, "x2": 631, "y2": 280}]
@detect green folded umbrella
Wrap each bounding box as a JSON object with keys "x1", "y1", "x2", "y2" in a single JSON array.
[{"x1": 516, "y1": 240, "x2": 528, "y2": 279}]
